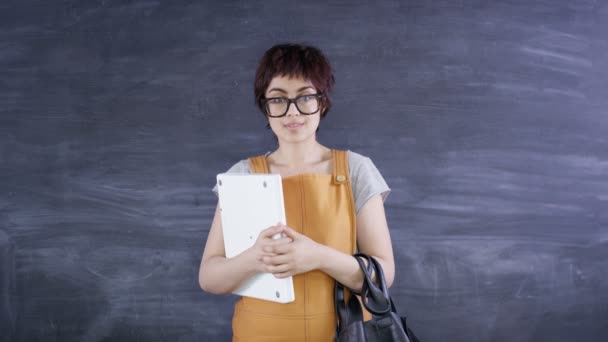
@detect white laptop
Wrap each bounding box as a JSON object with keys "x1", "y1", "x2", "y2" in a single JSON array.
[{"x1": 216, "y1": 173, "x2": 295, "y2": 303}]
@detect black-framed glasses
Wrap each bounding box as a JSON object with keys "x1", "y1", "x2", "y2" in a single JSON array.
[{"x1": 260, "y1": 94, "x2": 324, "y2": 118}]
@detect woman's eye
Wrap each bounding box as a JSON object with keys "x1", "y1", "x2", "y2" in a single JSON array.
[
  {"x1": 269, "y1": 98, "x2": 287, "y2": 104},
  {"x1": 299, "y1": 95, "x2": 314, "y2": 102}
]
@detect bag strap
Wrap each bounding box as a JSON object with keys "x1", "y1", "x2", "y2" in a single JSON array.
[
  {"x1": 354, "y1": 253, "x2": 391, "y2": 315},
  {"x1": 334, "y1": 283, "x2": 363, "y2": 331},
  {"x1": 335, "y1": 253, "x2": 422, "y2": 341},
  {"x1": 334, "y1": 253, "x2": 375, "y2": 338},
  {"x1": 332, "y1": 149, "x2": 350, "y2": 185},
  {"x1": 248, "y1": 155, "x2": 270, "y2": 174}
]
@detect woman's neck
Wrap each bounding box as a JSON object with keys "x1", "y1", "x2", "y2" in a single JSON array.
[{"x1": 269, "y1": 141, "x2": 330, "y2": 168}]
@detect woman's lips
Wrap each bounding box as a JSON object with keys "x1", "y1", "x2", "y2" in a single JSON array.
[{"x1": 284, "y1": 123, "x2": 304, "y2": 130}]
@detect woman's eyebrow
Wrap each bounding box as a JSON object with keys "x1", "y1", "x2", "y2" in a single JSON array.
[
  {"x1": 267, "y1": 88, "x2": 287, "y2": 94},
  {"x1": 267, "y1": 86, "x2": 315, "y2": 94},
  {"x1": 296, "y1": 86, "x2": 315, "y2": 92}
]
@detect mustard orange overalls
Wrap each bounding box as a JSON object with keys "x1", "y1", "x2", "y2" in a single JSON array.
[{"x1": 232, "y1": 149, "x2": 360, "y2": 341}]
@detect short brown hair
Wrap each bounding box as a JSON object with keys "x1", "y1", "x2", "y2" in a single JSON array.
[{"x1": 254, "y1": 43, "x2": 335, "y2": 120}]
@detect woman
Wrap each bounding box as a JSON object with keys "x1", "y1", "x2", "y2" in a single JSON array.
[{"x1": 199, "y1": 43, "x2": 396, "y2": 341}]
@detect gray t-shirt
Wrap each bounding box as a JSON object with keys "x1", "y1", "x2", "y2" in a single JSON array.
[{"x1": 212, "y1": 150, "x2": 390, "y2": 214}]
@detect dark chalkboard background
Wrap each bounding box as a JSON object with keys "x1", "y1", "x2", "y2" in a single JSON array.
[{"x1": 1, "y1": 0, "x2": 607, "y2": 341}]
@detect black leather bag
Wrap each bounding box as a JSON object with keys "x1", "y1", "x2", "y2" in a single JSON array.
[{"x1": 334, "y1": 253, "x2": 420, "y2": 342}]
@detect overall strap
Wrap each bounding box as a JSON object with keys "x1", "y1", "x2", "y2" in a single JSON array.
[
  {"x1": 332, "y1": 150, "x2": 350, "y2": 185},
  {"x1": 248, "y1": 155, "x2": 270, "y2": 174}
]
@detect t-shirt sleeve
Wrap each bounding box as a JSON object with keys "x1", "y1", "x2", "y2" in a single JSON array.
[
  {"x1": 211, "y1": 159, "x2": 252, "y2": 196},
  {"x1": 348, "y1": 151, "x2": 391, "y2": 214}
]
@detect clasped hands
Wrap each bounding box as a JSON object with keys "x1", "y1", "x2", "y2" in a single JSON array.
[{"x1": 249, "y1": 223, "x2": 322, "y2": 279}]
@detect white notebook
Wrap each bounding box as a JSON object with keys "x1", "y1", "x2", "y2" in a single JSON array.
[{"x1": 216, "y1": 173, "x2": 295, "y2": 303}]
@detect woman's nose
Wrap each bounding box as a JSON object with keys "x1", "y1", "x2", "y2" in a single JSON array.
[{"x1": 285, "y1": 102, "x2": 300, "y2": 116}]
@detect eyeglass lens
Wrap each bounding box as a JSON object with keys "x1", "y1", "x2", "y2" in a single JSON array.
[{"x1": 266, "y1": 95, "x2": 320, "y2": 117}]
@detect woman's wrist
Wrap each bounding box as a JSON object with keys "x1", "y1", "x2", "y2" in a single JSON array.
[
  {"x1": 315, "y1": 243, "x2": 332, "y2": 273},
  {"x1": 315, "y1": 244, "x2": 365, "y2": 291},
  {"x1": 236, "y1": 246, "x2": 261, "y2": 275}
]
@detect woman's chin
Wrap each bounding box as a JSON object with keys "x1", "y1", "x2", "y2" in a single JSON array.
[{"x1": 278, "y1": 133, "x2": 315, "y2": 144}]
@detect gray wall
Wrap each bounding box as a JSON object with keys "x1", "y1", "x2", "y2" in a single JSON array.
[{"x1": 1, "y1": 0, "x2": 607, "y2": 341}]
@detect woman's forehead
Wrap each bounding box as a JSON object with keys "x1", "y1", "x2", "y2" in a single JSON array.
[{"x1": 267, "y1": 74, "x2": 314, "y2": 90}]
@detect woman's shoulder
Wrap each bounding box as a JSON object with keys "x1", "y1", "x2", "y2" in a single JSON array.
[
  {"x1": 345, "y1": 150, "x2": 375, "y2": 171},
  {"x1": 343, "y1": 149, "x2": 391, "y2": 213},
  {"x1": 345, "y1": 149, "x2": 387, "y2": 183},
  {"x1": 221, "y1": 159, "x2": 249, "y2": 173},
  {"x1": 224, "y1": 151, "x2": 272, "y2": 173},
  {"x1": 211, "y1": 158, "x2": 254, "y2": 194},
  {"x1": 346, "y1": 149, "x2": 368, "y2": 161}
]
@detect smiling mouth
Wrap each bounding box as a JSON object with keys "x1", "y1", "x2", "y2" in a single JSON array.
[{"x1": 285, "y1": 123, "x2": 304, "y2": 128}]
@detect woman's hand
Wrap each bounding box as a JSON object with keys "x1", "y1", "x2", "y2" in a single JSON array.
[
  {"x1": 261, "y1": 224, "x2": 323, "y2": 278},
  {"x1": 246, "y1": 224, "x2": 294, "y2": 273}
]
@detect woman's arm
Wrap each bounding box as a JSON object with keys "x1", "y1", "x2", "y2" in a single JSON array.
[
  {"x1": 198, "y1": 201, "x2": 287, "y2": 294},
  {"x1": 319, "y1": 193, "x2": 395, "y2": 291},
  {"x1": 263, "y1": 193, "x2": 395, "y2": 292}
]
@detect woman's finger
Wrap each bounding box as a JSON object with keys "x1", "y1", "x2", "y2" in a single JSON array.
[
  {"x1": 280, "y1": 225, "x2": 300, "y2": 240},
  {"x1": 272, "y1": 271, "x2": 293, "y2": 279},
  {"x1": 263, "y1": 254, "x2": 290, "y2": 266},
  {"x1": 270, "y1": 237, "x2": 293, "y2": 245},
  {"x1": 262, "y1": 237, "x2": 293, "y2": 253},
  {"x1": 263, "y1": 242, "x2": 292, "y2": 254},
  {"x1": 264, "y1": 263, "x2": 290, "y2": 274},
  {"x1": 269, "y1": 242, "x2": 292, "y2": 254},
  {"x1": 258, "y1": 225, "x2": 283, "y2": 239}
]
